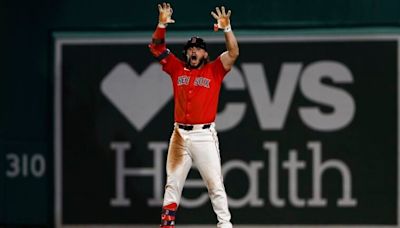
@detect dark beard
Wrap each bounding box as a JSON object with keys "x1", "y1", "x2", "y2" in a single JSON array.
[{"x1": 187, "y1": 56, "x2": 205, "y2": 69}]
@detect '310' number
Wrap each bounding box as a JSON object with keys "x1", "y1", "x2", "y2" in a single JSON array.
[{"x1": 6, "y1": 153, "x2": 46, "y2": 178}]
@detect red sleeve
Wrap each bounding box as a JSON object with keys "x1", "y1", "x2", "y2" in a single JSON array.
[
  {"x1": 149, "y1": 26, "x2": 183, "y2": 76},
  {"x1": 148, "y1": 27, "x2": 167, "y2": 60},
  {"x1": 162, "y1": 53, "x2": 184, "y2": 76}
]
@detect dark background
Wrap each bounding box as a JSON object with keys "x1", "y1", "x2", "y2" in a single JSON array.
[
  {"x1": 1, "y1": 0, "x2": 400, "y2": 226},
  {"x1": 61, "y1": 40, "x2": 396, "y2": 225}
]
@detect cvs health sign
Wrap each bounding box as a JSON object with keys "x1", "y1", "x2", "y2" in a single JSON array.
[{"x1": 54, "y1": 34, "x2": 399, "y2": 227}]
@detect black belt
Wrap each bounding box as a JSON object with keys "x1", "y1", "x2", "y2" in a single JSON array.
[{"x1": 178, "y1": 124, "x2": 211, "y2": 131}]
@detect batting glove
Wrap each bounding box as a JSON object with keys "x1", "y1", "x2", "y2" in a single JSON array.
[
  {"x1": 158, "y1": 2, "x2": 175, "y2": 28},
  {"x1": 211, "y1": 6, "x2": 232, "y2": 32}
]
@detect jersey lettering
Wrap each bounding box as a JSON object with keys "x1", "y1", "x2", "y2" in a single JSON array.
[
  {"x1": 177, "y1": 75, "x2": 190, "y2": 86},
  {"x1": 162, "y1": 55, "x2": 228, "y2": 124},
  {"x1": 194, "y1": 77, "x2": 211, "y2": 88}
]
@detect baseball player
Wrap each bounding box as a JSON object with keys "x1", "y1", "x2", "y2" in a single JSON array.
[{"x1": 149, "y1": 2, "x2": 239, "y2": 228}]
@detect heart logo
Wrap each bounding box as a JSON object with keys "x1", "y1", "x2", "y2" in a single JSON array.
[{"x1": 101, "y1": 62, "x2": 173, "y2": 131}]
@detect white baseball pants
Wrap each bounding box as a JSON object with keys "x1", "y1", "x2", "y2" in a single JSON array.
[{"x1": 162, "y1": 123, "x2": 232, "y2": 228}]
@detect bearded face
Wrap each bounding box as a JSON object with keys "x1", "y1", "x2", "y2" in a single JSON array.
[{"x1": 186, "y1": 46, "x2": 208, "y2": 69}]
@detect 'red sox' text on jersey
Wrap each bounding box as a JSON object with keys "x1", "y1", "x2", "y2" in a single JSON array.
[{"x1": 161, "y1": 53, "x2": 229, "y2": 124}]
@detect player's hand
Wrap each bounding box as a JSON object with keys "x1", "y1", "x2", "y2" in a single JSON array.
[
  {"x1": 211, "y1": 6, "x2": 231, "y2": 32},
  {"x1": 158, "y1": 2, "x2": 175, "y2": 27}
]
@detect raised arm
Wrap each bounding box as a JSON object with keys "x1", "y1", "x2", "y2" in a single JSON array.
[
  {"x1": 148, "y1": 2, "x2": 175, "y2": 64},
  {"x1": 211, "y1": 6, "x2": 239, "y2": 71}
]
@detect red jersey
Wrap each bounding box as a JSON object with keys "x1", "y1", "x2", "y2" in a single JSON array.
[{"x1": 161, "y1": 53, "x2": 229, "y2": 124}]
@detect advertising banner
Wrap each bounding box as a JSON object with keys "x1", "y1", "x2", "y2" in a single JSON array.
[{"x1": 54, "y1": 34, "x2": 399, "y2": 227}]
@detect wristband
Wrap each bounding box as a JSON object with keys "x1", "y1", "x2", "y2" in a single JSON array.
[
  {"x1": 158, "y1": 23, "x2": 167, "y2": 28},
  {"x1": 224, "y1": 25, "x2": 232, "y2": 33}
]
